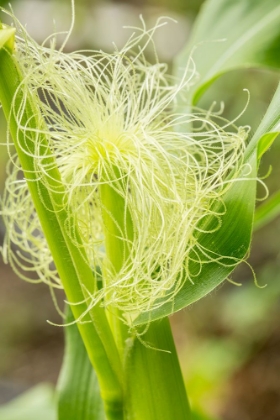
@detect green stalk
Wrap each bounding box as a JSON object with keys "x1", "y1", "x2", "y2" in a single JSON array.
[
  {"x1": 99, "y1": 168, "x2": 134, "y2": 356},
  {"x1": 125, "y1": 317, "x2": 192, "y2": 420},
  {"x1": 0, "y1": 36, "x2": 123, "y2": 418},
  {"x1": 98, "y1": 154, "x2": 191, "y2": 420}
]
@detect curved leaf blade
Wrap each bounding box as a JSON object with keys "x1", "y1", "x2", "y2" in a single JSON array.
[
  {"x1": 134, "y1": 82, "x2": 280, "y2": 326},
  {"x1": 175, "y1": 0, "x2": 280, "y2": 103},
  {"x1": 134, "y1": 154, "x2": 257, "y2": 325}
]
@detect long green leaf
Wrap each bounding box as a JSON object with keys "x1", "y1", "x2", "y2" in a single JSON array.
[
  {"x1": 125, "y1": 318, "x2": 191, "y2": 420},
  {"x1": 134, "y1": 5, "x2": 280, "y2": 325},
  {"x1": 0, "y1": 31, "x2": 123, "y2": 414},
  {"x1": 57, "y1": 307, "x2": 105, "y2": 420},
  {"x1": 176, "y1": 0, "x2": 280, "y2": 103},
  {"x1": 134, "y1": 82, "x2": 280, "y2": 326},
  {"x1": 134, "y1": 153, "x2": 257, "y2": 325}
]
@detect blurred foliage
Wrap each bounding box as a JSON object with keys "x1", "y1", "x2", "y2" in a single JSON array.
[
  {"x1": 0, "y1": 113, "x2": 8, "y2": 191},
  {"x1": 175, "y1": 258, "x2": 280, "y2": 418},
  {"x1": 119, "y1": 0, "x2": 205, "y2": 14},
  {"x1": 0, "y1": 0, "x2": 9, "y2": 7},
  {"x1": 0, "y1": 384, "x2": 55, "y2": 420}
]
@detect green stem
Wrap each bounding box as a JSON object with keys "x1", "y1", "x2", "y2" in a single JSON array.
[
  {"x1": 0, "y1": 43, "x2": 123, "y2": 418},
  {"x1": 125, "y1": 317, "x2": 192, "y2": 420},
  {"x1": 99, "y1": 169, "x2": 134, "y2": 356}
]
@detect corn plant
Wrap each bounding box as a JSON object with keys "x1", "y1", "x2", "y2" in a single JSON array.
[{"x1": 0, "y1": 0, "x2": 280, "y2": 419}]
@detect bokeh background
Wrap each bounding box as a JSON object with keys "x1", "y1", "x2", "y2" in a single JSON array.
[{"x1": 0, "y1": 1, "x2": 280, "y2": 419}]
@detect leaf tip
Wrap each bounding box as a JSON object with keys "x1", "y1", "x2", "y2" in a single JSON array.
[{"x1": 0, "y1": 23, "x2": 16, "y2": 53}]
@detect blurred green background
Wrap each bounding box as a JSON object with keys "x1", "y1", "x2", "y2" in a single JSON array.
[{"x1": 0, "y1": 1, "x2": 280, "y2": 419}]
